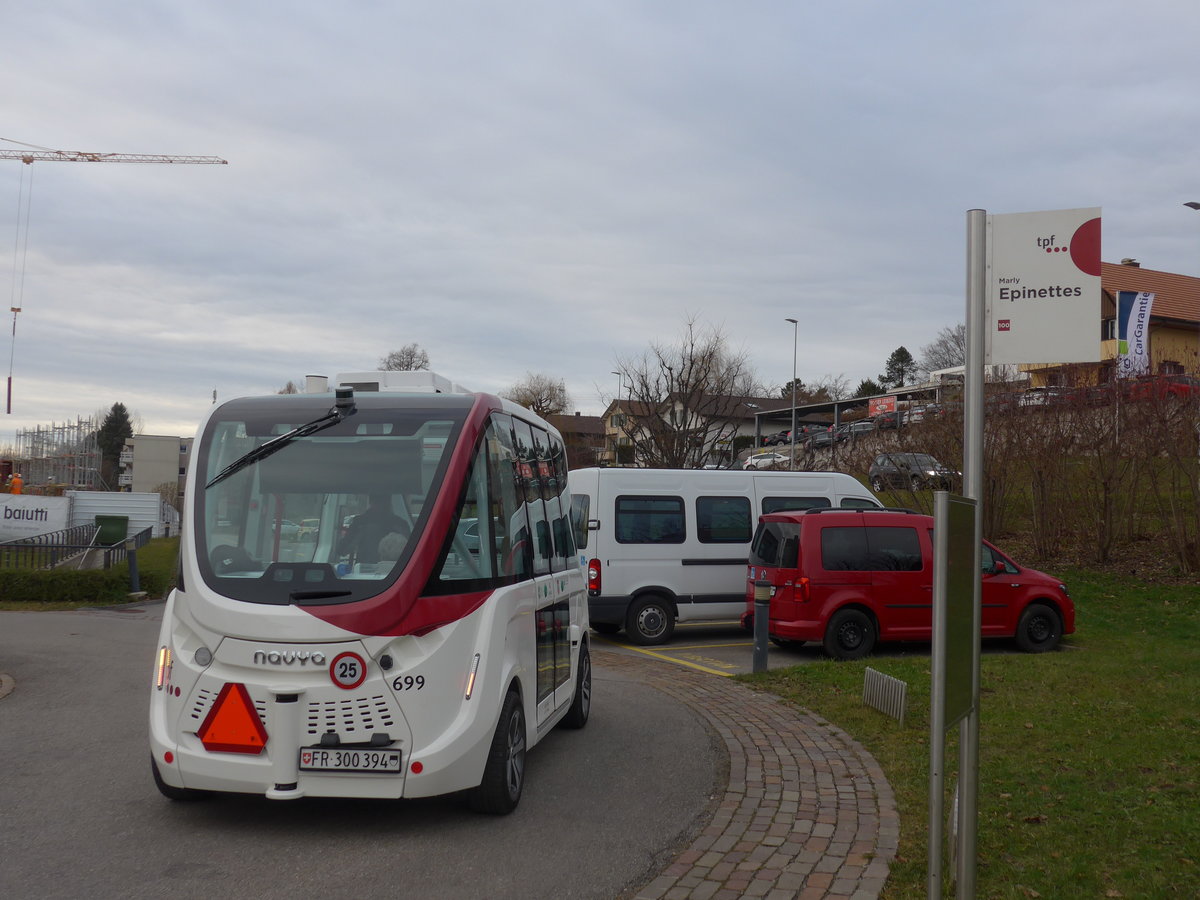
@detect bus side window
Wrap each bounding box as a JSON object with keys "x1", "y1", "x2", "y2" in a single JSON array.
[
  {"x1": 426, "y1": 417, "x2": 534, "y2": 593},
  {"x1": 512, "y1": 418, "x2": 550, "y2": 577}
]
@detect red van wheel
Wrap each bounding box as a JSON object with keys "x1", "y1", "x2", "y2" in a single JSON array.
[{"x1": 823, "y1": 608, "x2": 876, "y2": 660}]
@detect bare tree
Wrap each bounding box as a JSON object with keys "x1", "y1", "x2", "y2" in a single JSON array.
[
  {"x1": 809, "y1": 373, "x2": 853, "y2": 401},
  {"x1": 919, "y1": 323, "x2": 967, "y2": 376},
  {"x1": 502, "y1": 373, "x2": 571, "y2": 417},
  {"x1": 277, "y1": 380, "x2": 301, "y2": 394},
  {"x1": 379, "y1": 343, "x2": 430, "y2": 371},
  {"x1": 614, "y1": 317, "x2": 763, "y2": 468}
]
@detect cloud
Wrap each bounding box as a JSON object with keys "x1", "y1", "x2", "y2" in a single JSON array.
[{"x1": 1, "y1": 0, "x2": 1198, "y2": 448}]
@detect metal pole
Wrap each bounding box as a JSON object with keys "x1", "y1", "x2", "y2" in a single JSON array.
[
  {"x1": 786, "y1": 317, "x2": 798, "y2": 470},
  {"x1": 958, "y1": 208, "x2": 987, "y2": 899},
  {"x1": 752, "y1": 580, "x2": 770, "y2": 672}
]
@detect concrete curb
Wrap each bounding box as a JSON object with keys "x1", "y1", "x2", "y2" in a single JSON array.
[
  {"x1": 0, "y1": 671, "x2": 14, "y2": 701},
  {"x1": 597, "y1": 650, "x2": 898, "y2": 900}
]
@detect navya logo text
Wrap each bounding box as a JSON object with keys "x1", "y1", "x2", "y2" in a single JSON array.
[{"x1": 253, "y1": 649, "x2": 328, "y2": 666}]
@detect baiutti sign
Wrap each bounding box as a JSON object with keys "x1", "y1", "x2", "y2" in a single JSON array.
[
  {"x1": 0, "y1": 495, "x2": 70, "y2": 541},
  {"x1": 986, "y1": 207, "x2": 1102, "y2": 365}
]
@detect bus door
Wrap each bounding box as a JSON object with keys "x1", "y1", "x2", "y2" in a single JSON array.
[{"x1": 513, "y1": 419, "x2": 576, "y2": 726}]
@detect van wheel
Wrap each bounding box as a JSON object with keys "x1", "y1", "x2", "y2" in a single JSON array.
[
  {"x1": 625, "y1": 595, "x2": 674, "y2": 645},
  {"x1": 910, "y1": 475, "x2": 923, "y2": 490},
  {"x1": 1015, "y1": 603, "x2": 1062, "y2": 653},
  {"x1": 151, "y1": 757, "x2": 210, "y2": 801},
  {"x1": 559, "y1": 643, "x2": 591, "y2": 730},
  {"x1": 590, "y1": 622, "x2": 620, "y2": 635},
  {"x1": 823, "y1": 608, "x2": 876, "y2": 660},
  {"x1": 870, "y1": 476, "x2": 885, "y2": 492},
  {"x1": 470, "y1": 690, "x2": 526, "y2": 815}
]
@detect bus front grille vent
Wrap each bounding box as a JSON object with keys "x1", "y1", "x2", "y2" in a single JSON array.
[{"x1": 305, "y1": 695, "x2": 396, "y2": 737}]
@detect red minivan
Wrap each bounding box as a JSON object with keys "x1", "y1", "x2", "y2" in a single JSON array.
[{"x1": 741, "y1": 508, "x2": 1075, "y2": 660}]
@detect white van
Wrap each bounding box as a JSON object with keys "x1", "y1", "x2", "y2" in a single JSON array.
[{"x1": 567, "y1": 467, "x2": 881, "y2": 644}]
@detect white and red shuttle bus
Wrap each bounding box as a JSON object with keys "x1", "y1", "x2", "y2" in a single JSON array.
[{"x1": 149, "y1": 372, "x2": 590, "y2": 813}]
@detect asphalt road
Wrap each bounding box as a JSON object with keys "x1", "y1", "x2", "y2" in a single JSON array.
[
  {"x1": 593, "y1": 618, "x2": 829, "y2": 676},
  {"x1": 0, "y1": 605, "x2": 721, "y2": 900}
]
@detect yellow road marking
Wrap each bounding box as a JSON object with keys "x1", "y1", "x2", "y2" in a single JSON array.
[{"x1": 620, "y1": 645, "x2": 735, "y2": 677}]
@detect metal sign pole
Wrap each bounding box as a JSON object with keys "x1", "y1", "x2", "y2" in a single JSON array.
[{"x1": 959, "y1": 208, "x2": 987, "y2": 897}]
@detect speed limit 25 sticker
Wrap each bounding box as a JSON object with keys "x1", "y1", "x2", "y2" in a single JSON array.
[{"x1": 329, "y1": 651, "x2": 368, "y2": 690}]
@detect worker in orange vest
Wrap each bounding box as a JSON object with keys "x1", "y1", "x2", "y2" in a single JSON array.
[{"x1": 10, "y1": 472, "x2": 23, "y2": 494}]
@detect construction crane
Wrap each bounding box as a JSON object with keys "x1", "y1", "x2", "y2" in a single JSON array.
[
  {"x1": 1, "y1": 148, "x2": 228, "y2": 165},
  {"x1": 2, "y1": 137, "x2": 227, "y2": 412}
]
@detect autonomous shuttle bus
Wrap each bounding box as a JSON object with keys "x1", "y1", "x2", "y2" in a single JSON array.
[{"x1": 149, "y1": 372, "x2": 590, "y2": 814}]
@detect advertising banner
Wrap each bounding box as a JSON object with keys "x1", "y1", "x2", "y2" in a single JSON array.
[
  {"x1": 986, "y1": 207, "x2": 1102, "y2": 365},
  {"x1": 868, "y1": 396, "x2": 896, "y2": 416},
  {"x1": 0, "y1": 495, "x2": 70, "y2": 541},
  {"x1": 1116, "y1": 290, "x2": 1155, "y2": 378}
]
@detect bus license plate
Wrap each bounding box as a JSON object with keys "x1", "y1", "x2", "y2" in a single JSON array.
[{"x1": 299, "y1": 747, "x2": 402, "y2": 773}]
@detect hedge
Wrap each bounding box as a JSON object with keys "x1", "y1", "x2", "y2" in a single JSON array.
[{"x1": 0, "y1": 537, "x2": 179, "y2": 605}]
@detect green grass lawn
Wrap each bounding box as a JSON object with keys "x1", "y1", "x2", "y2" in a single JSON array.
[{"x1": 740, "y1": 570, "x2": 1200, "y2": 899}]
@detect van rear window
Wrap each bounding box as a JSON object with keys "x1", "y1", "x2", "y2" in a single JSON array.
[
  {"x1": 749, "y1": 521, "x2": 800, "y2": 567},
  {"x1": 615, "y1": 496, "x2": 685, "y2": 544},
  {"x1": 569, "y1": 494, "x2": 590, "y2": 549}
]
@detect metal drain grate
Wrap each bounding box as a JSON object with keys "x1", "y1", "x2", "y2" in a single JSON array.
[{"x1": 862, "y1": 666, "x2": 908, "y2": 727}]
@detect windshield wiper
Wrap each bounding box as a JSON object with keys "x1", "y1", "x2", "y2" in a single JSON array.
[{"x1": 206, "y1": 388, "x2": 356, "y2": 489}]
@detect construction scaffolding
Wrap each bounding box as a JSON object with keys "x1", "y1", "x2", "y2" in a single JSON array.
[{"x1": 13, "y1": 417, "x2": 102, "y2": 489}]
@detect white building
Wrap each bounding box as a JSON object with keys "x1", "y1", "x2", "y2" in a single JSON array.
[{"x1": 118, "y1": 435, "x2": 193, "y2": 506}]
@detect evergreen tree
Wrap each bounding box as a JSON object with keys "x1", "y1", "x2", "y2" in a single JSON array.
[
  {"x1": 879, "y1": 347, "x2": 918, "y2": 390},
  {"x1": 854, "y1": 377, "x2": 884, "y2": 397},
  {"x1": 96, "y1": 402, "x2": 134, "y2": 489}
]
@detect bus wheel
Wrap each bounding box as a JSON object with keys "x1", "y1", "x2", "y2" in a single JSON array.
[
  {"x1": 560, "y1": 643, "x2": 591, "y2": 730},
  {"x1": 625, "y1": 595, "x2": 674, "y2": 646},
  {"x1": 151, "y1": 757, "x2": 210, "y2": 801},
  {"x1": 470, "y1": 690, "x2": 526, "y2": 814}
]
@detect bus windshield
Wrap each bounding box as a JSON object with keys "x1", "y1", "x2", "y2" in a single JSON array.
[{"x1": 195, "y1": 395, "x2": 469, "y2": 606}]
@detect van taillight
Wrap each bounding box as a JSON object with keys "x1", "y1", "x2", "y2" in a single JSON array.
[
  {"x1": 587, "y1": 558, "x2": 601, "y2": 593},
  {"x1": 797, "y1": 577, "x2": 811, "y2": 603}
]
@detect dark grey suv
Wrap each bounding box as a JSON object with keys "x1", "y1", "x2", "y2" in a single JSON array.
[{"x1": 868, "y1": 452, "x2": 959, "y2": 491}]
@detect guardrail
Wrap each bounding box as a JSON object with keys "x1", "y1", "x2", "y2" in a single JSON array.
[
  {"x1": 0, "y1": 525, "x2": 155, "y2": 589},
  {"x1": 0, "y1": 524, "x2": 102, "y2": 570}
]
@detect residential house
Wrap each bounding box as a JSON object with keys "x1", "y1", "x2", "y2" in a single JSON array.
[
  {"x1": 1025, "y1": 259, "x2": 1199, "y2": 387},
  {"x1": 601, "y1": 393, "x2": 786, "y2": 467},
  {"x1": 545, "y1": 412, "x2": 606, "y2": 469}
]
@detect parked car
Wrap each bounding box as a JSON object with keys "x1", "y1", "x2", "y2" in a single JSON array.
[
  {"x1": 868, "y1": 452, "x2": 959, "y2": 491},
  {"x1": 873, "y1": 409, "x2": 908, "y2": 429},
  {"x1": 744, "y1": 451, "x2": 790, "y2": 470},
  {"x1": 763, "y1": 430, "x2": 790, "y2": 446},
  {"x1": 1125, "y1": 374, "x2": 1200, "y2": 402},
  {"x1": 297, "y1": 518, "x2": 320, "y2": 539},
  {"x1": 1017, "y1": 387, "x2": 1068, "y2": 407},
  {"x1": 804, "y1": 426, "x2": 839, "y2": 449},
  {"x1": 741, "y1": 508, "x2": 1075, "y2": 660},
  {"x1": 843, "y1": 420, "x2": 876, "y2": 440},
  {"x1": 272, "y1": 519, "x2": 300, "y2": 541}
]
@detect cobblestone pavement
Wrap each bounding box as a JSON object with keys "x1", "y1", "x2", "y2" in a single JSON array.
[{"x1": 599, "y1": 650, "x2": 898, "y2": 900}]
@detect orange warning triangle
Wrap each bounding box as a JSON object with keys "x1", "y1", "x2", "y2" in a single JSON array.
[{"x1": 197, "y1": 682, "x2": 269, "y2": 755}]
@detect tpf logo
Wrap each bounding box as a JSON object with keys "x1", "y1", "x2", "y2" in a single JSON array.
[{"x1": 1037, "y1": 234, "x2": 1067, "y2": 254}]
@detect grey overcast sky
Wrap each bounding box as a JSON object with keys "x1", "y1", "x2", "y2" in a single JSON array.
[{"x1": 2, "y1": 1, "x2": 1198, "y2": 442}]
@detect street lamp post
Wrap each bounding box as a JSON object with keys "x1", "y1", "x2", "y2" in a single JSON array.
[{"x1": 785, "y1": 317, "x2": 798, "y2": 471}]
